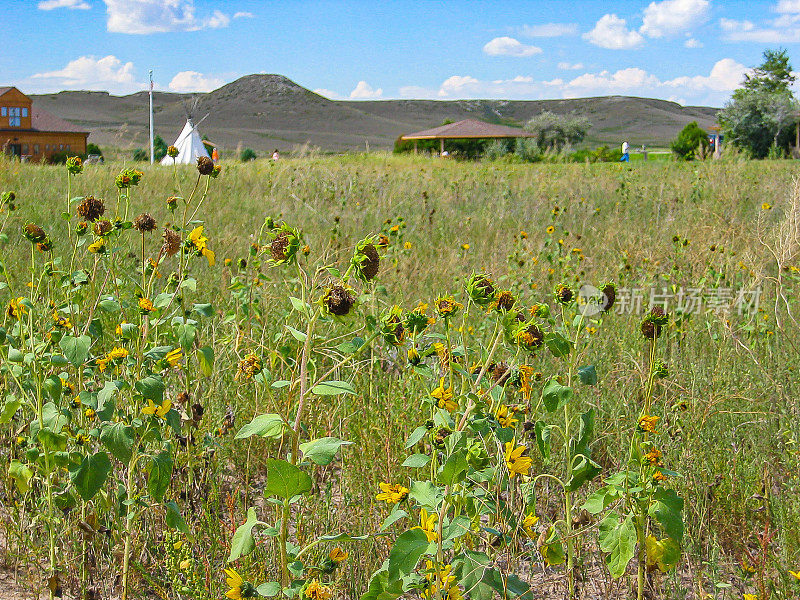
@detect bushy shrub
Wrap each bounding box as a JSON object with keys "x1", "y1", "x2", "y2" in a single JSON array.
[
  {"x1": 240, "y1": 148, "x2": 257, "y2": 162},
  {"x1": 671, "y1": 122, "x2": 710, "y2": 161}
]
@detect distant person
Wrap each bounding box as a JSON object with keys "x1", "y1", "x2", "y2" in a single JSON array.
[
  {"x1": 620, "y1": 141, "x2": 630, "y2": 162},
  {"x1": 272, "y1": 149, "x2": 280, "y2": 161},
  {"x1": 441, "y1": 150, "x2": 449, "y2": 158},
  {"x1": 211, "y1": 147, "x2": 219, "y2": 163}
]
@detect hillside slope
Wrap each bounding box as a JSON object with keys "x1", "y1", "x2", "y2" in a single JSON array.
[{"x1": 29, "y1": 74, "x2": 720, "y2": 153}]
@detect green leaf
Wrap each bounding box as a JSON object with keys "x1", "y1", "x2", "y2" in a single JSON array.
[
  {"x1": 569, "y1": 409, "x2": 595, "y2": 458},
  {"x1": 71, "y1": 451, "x2": 112, "y2": 501},
  {"x1": 318, "y1": 532, "x2": 370, "y2": 542},
  {"x1": 37, "y1": 428, "x2": 67, "y2": 452},
  {"x1": 578, "y1": 365, "x2": 597, "y2": 385},
  {"x1": 380, "y1": 507, "x2": 408, "y2": 531},
  {"x1": 649, "y1": 488, "x2": 684, "y2": 542},
  {"x1": 645, "y1": 535, "x2": 681, "y2": 572},
  {"x1": 598, "y1": 512, "x2": 636, "y2": 578},
  {"x1": 401, "y1": 454, "x2": 431, "y2": 468},
  {"x1": 565, "y1": 453, "x2": 601, "y2": 491},
  {"x1": 100, "y1": 422, "x2": 134, "y2": 463},
  {"x1": 98, "y1": 297, "x2": 121, "y2": 313},
  {"x1": 387, "y1": 528, "x2": 430, "y2": 583},
  {"x1": 229, "y1": 507, "x2": 266, "y2": 562},
  {"x1": 196, "y1": 346, "x2": 215, "y2": 377},
  {"x1": 257, "y1": 582, "x2": 281, "y2": 598},
  {"x1": 534, "y1": 421, "x2": 551, "y2": 460},
  {"x1": 582, "y1": 485, "x2": 621, "y2": 515},
  {"x1": 59, "y1": 335, "x2": 91, "y2": 367},
  {"x1": 453, "y1": 551, "x2": 494, "y2": 600},
  {"x1": 235, "y1": 414, "x2": 286, "y2": 440},
  {"x1": 544, "y1": 332, "x2": 572, "y2": 358},
  {"x1": 165, "y1": 500, "x2": 190, "y2": 533},
  {"x1": 405, "y1": 426, "x2": 427, "y2": 449},
  {"x1": 192, "y1": 303, "x2": 213, "y2": 317},
  {"x1": 264, "y1": 459, "x2": 312, "y2": 499},
  {"x1": 541, "y1": 379, "x2": 573, "y2": 412},
  {"x1": 408, "y1": 480, "x2": 443, "y2": 512},
  {"x1": 438, "y1": 450, "x2": 468, "y2": 485},
  {"x1": 271, "y1": 380, "x2": 290, "y2": 389},
  {"x1": 0, "y1": 398, "x2": 21, "y2": 424},
  {"x1": 285, "y1": 325, "x2": 307, "y2": 342},
  {"x1": 299, "y1": 437, "x2": 352, "y2": 465},
  {"x1": 43, "y1": 376, "x2": 62, "y2": 401},
  {"x1": 360, "y1": 568, "x2": 403, "y2": 600},
  {"x1": 311, "y1": 380, "x2": 356, "y2": 396},
  {"x1": 289, "y1": 296, "x2": 310, "y2": 314},
  {"x1": 177, "y1": 323, "x2": 197, "y2": 350},
  {"x1": 8, "y1": 460, "x2": 33, "y2": 493},
  {"x1": 480, "y1": 569, "x2": 535, "y2": 600},
  {"x1": 135, "y1": 375, "x2": 166, "y2": 402},
  {"x1": 147, "y1": 450, "x2": 173, "y2": 502}
]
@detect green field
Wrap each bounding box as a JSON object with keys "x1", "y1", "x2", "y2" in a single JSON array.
[{"x1": 0, "y1": 155, "x2": 798, "y2": 600}]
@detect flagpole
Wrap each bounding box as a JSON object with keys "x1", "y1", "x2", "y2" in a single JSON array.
[{"x1": 149, "y1": 70, "x2": 154, "y2": 165}]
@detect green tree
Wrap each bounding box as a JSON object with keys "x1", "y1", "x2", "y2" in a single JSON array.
[
  {"x1": 86, "y1": 143, "x2": 103, "y2": 157},
  {"x1": 524, "y1": 111, "x2": 591, "y2": 152},
  {"x1": 240, "y1": 148, "x2": 257, "y2": 162},
  {"x1": 670, "y1": 121, "x2": 710, "y2": 161},
  {"x1": 153, "y1": 135, "x2": 167, "y2": 161},
  {"x1": 719, "y1": 49, "x2": 799, "y2": 158}
]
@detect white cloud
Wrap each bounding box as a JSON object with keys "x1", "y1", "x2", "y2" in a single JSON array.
[
  {"x1": 720, "y1": 0, "x2": 800, "y2": 42},
  {"x1": 519, "y1": 23, "x2": 578, "y2": 37},
  {"x1": 398, "y1": 58, "x2": 746, "y2": 106},
  {"x1": 38, "y1": 0, "x2": 90, "y2": 9},
  {"x1": 233, "y1": 11, "x2": 254, "y2": 19},
  {"x1": 313, "y1": 88, "x2": 344, "y2": 100},
  {"x1": 103, "y1": 0, "x2": 233, "y2": 34},
  {"x1": 776, "y1": 0, "x2": 800, "y2": 11},
  {"x1": 684, "y1": 37, "x2": 703, "y2": 47},
  {"x1": 29, "y1": 55, "x2": 144, "y2": 94},
  {"x1": 558, "y1": 62, "x2": 585, "y2": 70},
  {"x1": 483, "y1": 37, "x2": 542, "y2": 57},
  {"x1": 168, "y1": 70, "x2": 225, "y2": 92},
  {"x1": 349, "y1": 81, "x2": 383, "y2": 99},
  {"x1": 640, "y1": 0, "x2": 710, "y2": 38},
  {"x1": 583, "y1": 14, "x2": 644, "y2": 49}
]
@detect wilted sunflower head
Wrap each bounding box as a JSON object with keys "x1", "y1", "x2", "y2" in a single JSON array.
[
  {"x1": 466, "y1": 272, "x2": 496, "y2": 306},
  {"x1": 36, "y1": 237, "x2": 54, "y2": 252},
  {"x1": 66, "y1": 155, "x2": 83, "y2": 175},
  {"x1": 489, "y1": 362, "x2": 510, "y2": 384},
  {"x1": 322, "y1": 284, "x2": 356, "y2": 317},
  {"x1": 162, "y1": 228, "x2": 181, "y2": 257},
  {"x1": 133, "y1": 213, "x2": 157, "y2": 233},
  {"x1": 492, "y1": 290, "x2": 516, "y2": 312},
  {"x1": 555, "y1": 284, "x2": 574, "y2": 305},
  {"x1": 196, "y1": 156, "x2": 214, "y2": 175},
  {"x1": 600, "y1": 282, "x2": 617, "y2": 311},
  {"x1": 641, "y1": 307, "x2": 668, "y2": 339},
  {"x1": 529, "y1": 303, "x2": 550, "y2": 318},
  {"x1": 380, "y1": 305, "x2": 405, "y2": 346},
  {"x1": 93, "y1": 220, "x2": 113, "y2": 236},
  {"x1": 515, "y1": 322, "x2": 544, "y2": 351},
  {"x1": 269, "y1": 223, "x2": 302, "y2": 265},
  {"x1": 76, "y1": 195, "x2": 105, "y2": 222},
  {"x1": 351, "y1": 237, "x2": 380, "y2": 282},
  {"x1": 434, "y1": 295, "x2": 463, "y2": 319},
  {"x1": 22, "y1": 222, "x2": 46, "y2": 243},
  {"x1": 167, "y1": 145, "x2": 179, "y2": 158}
]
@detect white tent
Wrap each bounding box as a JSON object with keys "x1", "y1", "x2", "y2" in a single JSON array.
[{"x1": 161, "y1": 119, "x2": 210, "y2": 165}]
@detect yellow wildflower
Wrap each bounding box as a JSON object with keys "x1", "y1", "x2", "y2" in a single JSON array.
[
  {"x1": 376, "y1": 482, "x2": 409, "y2": 504},
  {"x1": 414, "y1": 509, "x2": 438, "y2": 542},
  {"x1": 638, "y1": 414, "x2": 660, "y2": 434},
  {"x1": 423, "y1": 562, "x2": 461, "y2": 600},
  {"x1": 165, "y1": 348, "x2": 183, "y2": 367},
  {"x1": 188, "y1": 225, "x2": 216, "y2": 266},
  {"x1": 434, "y1": 296, "x2": 463, "y2": 318},
  {"x1": 504, "y1": 442, "x2": 532, "y2": 479},
  {"x1": 789, "y1": 570, "x2": 800, "y2": 580},
  {"x1": 6, "y1": 297, "x2": 27, "y2": 319},
  {"x1": 404, "y1": 241, "x2": 412, "y2": 249},
  {"x1": 305, "y1": 580, "x2": 332, "y2": 600},
  {"x1": 107, "y1": 347, "x2": 128, "y2": 361},
  {"x1": 142, "y1": 398, "x2": 172, "y2": 419},
  {"x1": 138, "y1": 297, "x2": 154, "y2": 313},
  {"x1": 431, "y1": 378, "x2": 457, "y2": 412},
  {"x1": 224, "y1": 568, "x2": 246, "y2": 600},
  {"x1": 52, "y1": 311, "x2": 72, "y2": 329},
  {"x1": 762, "y1": 202, "x2": 771, "y2": 210},
  {"x1": 87, "y1": 239, "x2": 105, "y2": 254},
  {"x1": 461, "y1": 243, "x2": 469, "y2": 250},
  {"x1": 329, "y1": 547, "x2": 348, "y2": 564},
  {"x1": 546, "y1": 226, "x2": 555, "y2": 234},
  {"x1": 644, "y1": 447, "x2": 663, "y2": 466},
  {"x1": 495, "y1": 405, "x2": 518, "y2": 429},
  {"x1": 522, "y1": 513, "x2": 539, "y2": 538}
]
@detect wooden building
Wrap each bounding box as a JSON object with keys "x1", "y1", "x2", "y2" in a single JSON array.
[{"x1": 0, "y1": 87, "x2": 89, "y2": 162}]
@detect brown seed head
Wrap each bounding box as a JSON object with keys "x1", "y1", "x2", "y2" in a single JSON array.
[
  {"x1": 360, "y1": 243, "x2": 380, "y2": 281},
  {"x1": 162, "y1": 228, "x2": 181, "y2": 257},
  {"x1": 23, "y1": 222, "x2": 46, "y2": 243},
  {"x1": 76, "y1": 196, "x2": 105, "y2": 222},
  {"x1": 93, "y1": 220, "x2": 113, "y2": 236},
  {"x1": 133, "y1": 213, "x2": 157, "y2": 233},
  {"x1": 197, "y1": 156, "x2": 214, "y2": 175},
  {"x1": 325, "y1": 285, "x2": 355, "y2": 316},
  {"x1": 271, "y1": 232, "x2": 290, "y2": 261}
]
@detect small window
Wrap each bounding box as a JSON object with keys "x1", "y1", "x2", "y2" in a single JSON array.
[
  {"x1": 0, "y1": 107, "x2": 5, "y2": 116},
  {"x1": 21, "y1": 108, "x2": 28, "y2": 117},
  {"x1": 22, "y1": 144, "x2": 28, "y2": 154},
  {"x1": 65, "y1": 145, "x2": 70, "y2": 151},
  {"x1": 33, "y1": 144, "x2": 39, "y2": 154},
  {"x1": 8, "y1": 117, "x2": 20, "y2": 127},
  {"x1": 59, "y1": 144, "x2": 63, "y2": 150}
]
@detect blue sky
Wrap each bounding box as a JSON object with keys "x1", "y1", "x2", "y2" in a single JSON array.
[{"x1": 4, "y1": 0, "x2": 800, "y2": 106}]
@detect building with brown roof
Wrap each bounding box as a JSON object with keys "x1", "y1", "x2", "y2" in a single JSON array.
[
  {"x1": 400, "y1": 118, "x2": 535, "y2": 154},
  {"x1": 0, "y1": 87, "x2": 89, "y2": 162}
]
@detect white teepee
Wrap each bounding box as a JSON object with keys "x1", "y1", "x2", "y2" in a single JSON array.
[{"x1": 161, "y1": 118, "x2": 210, "y2": 165}]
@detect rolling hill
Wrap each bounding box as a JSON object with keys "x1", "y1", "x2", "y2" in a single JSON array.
[{"x1": 28, "y1": 74, "x2": 720, "y2": 153}]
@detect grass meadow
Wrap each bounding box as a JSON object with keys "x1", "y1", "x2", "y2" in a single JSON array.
[{"x1": 0, "y1": 154, "x2": 798, "y2": 600}]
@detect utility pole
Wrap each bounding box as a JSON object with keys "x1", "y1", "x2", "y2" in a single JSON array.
[{"x1": 149, "y1": 70, "x2": 154, "y2": 164}]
